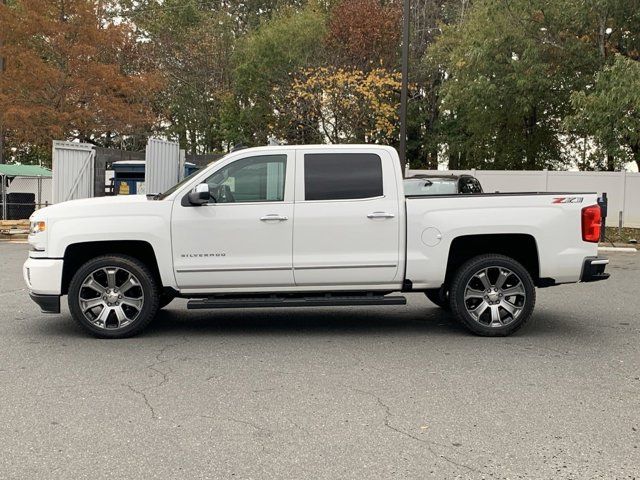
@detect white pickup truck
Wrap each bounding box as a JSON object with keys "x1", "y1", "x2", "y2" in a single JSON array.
[{"x1": 24, "y1": 145, "x2": 609, "y2": 338}]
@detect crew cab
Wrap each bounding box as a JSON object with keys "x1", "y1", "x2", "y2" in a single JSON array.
[{"x1": 24, "y1": 145, "x2": 609, "y2": 338}]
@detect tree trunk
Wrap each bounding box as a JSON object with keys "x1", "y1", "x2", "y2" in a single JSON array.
[
  {"x1": 524, "y1": 107, "x2": 538, "y2": 169},
  {"x1": 448, "y1": 148, "x2": 460, "y2": 170},
  {"x1": 631, "y1": 143, "x2": 640, "y2": 172},
  {"x1": 598, "y1": 12, "x2": 608, "y2": 59},
  {"x1": 427, "y1": 145, "x2": 438, "y2": 169},
  {"x1": 189, "y1": 130, "x2": 197, "y2": 155},
  {"x1": 606, "y1": 153, "x2": 616, "y2": 171}
]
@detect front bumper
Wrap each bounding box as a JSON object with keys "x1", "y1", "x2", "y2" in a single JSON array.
[
  {"x1": 24, "y1": 257, "x2": 64, "y2": 314},
  {"x1": 23, "y1": 257, "x2": 63, "y2": 295},
  {"x1": 580, "y1": 256, "x2": 610, "y2": 282}
]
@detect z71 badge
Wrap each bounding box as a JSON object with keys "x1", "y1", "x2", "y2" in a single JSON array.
[{"x1": 552, "y1": 197, "x2": 583, "y2": 204}]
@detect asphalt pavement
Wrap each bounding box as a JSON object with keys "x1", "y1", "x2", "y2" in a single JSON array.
[{"x1": 0, "y1": 242, "x2": 638, "y2": 479}]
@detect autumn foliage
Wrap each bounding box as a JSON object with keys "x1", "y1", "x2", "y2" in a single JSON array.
[
  {"x1": 1, "y1": 0, "x2": 639, "y2": 171},
  {"x1": 277, "y1": 67, "x2": 401, "y2": 144},
  {"x1": 326, "y1": 0, "x2": 402, "y2": 69},
  {"x1": 0, "y1": 0, "x2": 160, "y2": 149}
]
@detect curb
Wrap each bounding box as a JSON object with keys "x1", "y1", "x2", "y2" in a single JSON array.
[{"x1": 598, "y1": 246, "x2": 637, "y2": 253}]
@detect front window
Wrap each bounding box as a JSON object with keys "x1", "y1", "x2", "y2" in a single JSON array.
[{"x1": 204, "y1": 155, "x2": 287, "y2": 203}]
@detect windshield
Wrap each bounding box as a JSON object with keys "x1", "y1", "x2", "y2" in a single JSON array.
[
  {"x1": 155, "y1": 157, "x2": 225, "y2": 200},
  {"x1": 155, "y1": 170, "x2": 200, "y2": 199},
  {"x1": 403, "y1": 178, "x2": 458, "y2": 196}
]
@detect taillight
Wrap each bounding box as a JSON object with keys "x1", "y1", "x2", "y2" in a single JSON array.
[{"x1": 581, "y1": 204, "x2": 601, "y2": 243}]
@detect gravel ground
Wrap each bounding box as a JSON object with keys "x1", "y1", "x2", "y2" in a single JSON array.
[{"x1": 0, "y1": 242, "x2": 638, "y2": 479}]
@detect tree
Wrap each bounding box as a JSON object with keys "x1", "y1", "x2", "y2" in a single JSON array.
[
  {"x1": 276, "y1": 66, "x2": 401, "y2": 144},
  {"x1": 326, "y1": 0, "x2": 401, "y2": 70},
  {"x1": 120, "y1": 0, "x2": 237, "y2": 154},
  {"x1": 223, "y1": 3, "x2": 327, "y2": 146},
  {"x1": 0, "y1": 0, "x2": 161, "y2": 162},
  {"x1": 566, "y1": 55, "x2": 640, "y2": 171},
  {"x1": 407, "y1": 0, "x2": 468, "y2": 169},
  {"x1": 426, "y1": 0, "x2": 595, "y2": 170}
]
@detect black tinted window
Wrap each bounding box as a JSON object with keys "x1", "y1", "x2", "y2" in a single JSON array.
[{"x1": 304, "y1": 153, "x2": 383, "y2": 200}]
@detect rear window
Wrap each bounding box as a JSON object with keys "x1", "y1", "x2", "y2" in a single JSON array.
[{"x1": 304, "y1": 153, "x2": 383, "y2": 201}]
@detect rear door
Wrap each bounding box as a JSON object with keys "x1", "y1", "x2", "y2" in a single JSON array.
[{"x1": 292, "y1": 148, "x2": 401, "y2": 287}]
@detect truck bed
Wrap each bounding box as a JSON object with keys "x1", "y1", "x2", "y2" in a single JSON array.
[{"x1": 404, "y1": 192, "x2": 601, "y2": 288}]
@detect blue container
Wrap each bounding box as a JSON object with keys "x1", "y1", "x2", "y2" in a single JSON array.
[
  {"x1": 185, "y1": 163, "x2": 199, "y2": 176},
  {"x1": 112, "y1": 161, "x2": 199, "y2": 195}
]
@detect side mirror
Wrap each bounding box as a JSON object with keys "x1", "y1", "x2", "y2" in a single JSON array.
[{"x1": 188, "y1": 183, "x2": 210, "y2": 206}]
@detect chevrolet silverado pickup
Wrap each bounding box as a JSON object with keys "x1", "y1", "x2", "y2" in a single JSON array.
[{"x1": 24, "y1": 145, "x2": 609, "y2": 338}]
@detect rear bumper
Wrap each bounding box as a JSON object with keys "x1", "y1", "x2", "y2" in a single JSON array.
[
  {"x1": 580, "y1": 256, "x2": 610, "y2": 282},
  {"x1": 29, "y1": 293, "x2": 61, "y2": 314}
]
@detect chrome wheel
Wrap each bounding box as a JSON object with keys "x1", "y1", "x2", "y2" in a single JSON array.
[
  {"x1": 463, "y1": 266, "x2": 526, "y2": 327},
  {"x1": 78, "y1": 267, "x2": 144, "y2": 330}
]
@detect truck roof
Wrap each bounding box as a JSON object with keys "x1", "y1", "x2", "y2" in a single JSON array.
[{"x1": 227, "y1": 144, "x2": 398, "y2": 153}]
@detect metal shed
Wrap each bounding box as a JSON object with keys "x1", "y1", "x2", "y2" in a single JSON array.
[
  {"x1": 145, "y1": 138, "x2": 182, "y2": 195},
  {"x1": 52, "y1": 141, "x2": 96, "y2": 203}
]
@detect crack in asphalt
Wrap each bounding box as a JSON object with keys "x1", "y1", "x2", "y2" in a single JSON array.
[
  {"x1": 200, "y1": 414, "x2": 274, "y2": 438},
  {"x1": 343, "y1": 384, "x2": 486, "y2": 476},
  {"x1": 200, "y1": 414, "x2": 310, "y2": 438},
  {"x1": 124, "y1": 383, "x2": 159, "y2": 420},
  {"x1": 226, "y1": 416, "x2": 273, "y2": 434},
  {"x1": 145, "y1": 341, "x2": 181, "y2": 389},
  {"x1": 122, "y1": 339, "x2": 189, "y2": 420}
]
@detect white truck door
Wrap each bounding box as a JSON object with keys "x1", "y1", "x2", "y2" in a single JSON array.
[
  {"x1": 171, "y1": 151, "x2": 295, "y2": 290},
  {"x1": 293, "y1": 148, "x2": 401, "y2": 286}
]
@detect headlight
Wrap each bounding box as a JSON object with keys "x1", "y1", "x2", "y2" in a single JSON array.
[{"x1": 30, "y1": 221, "x2": 46, "y2": 235}]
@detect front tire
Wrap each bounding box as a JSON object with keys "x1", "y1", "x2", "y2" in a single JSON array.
[
  {"x1": 450, "y1": 254, "x2": 536, "y2": 336},
  {"x1": 68, "y1": 255, "x2": 160, "y2": 338}
]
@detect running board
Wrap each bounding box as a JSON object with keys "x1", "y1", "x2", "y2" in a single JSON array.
[{"x1": 187, "y1": 294, "x2": 407, "y2": 310}]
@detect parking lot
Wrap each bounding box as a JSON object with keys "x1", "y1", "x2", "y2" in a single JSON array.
[{"x1": 0, "y1": 242, "x2": 638, "y2": 479}]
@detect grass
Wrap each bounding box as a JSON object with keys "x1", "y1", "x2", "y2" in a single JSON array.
[{"x1": 602, "y1": 226, "x2": 640, "y2": 245}]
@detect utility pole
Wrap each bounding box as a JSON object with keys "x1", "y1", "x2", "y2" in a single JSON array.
[
  {"x1": 398, "y1": 0, "x2": 410, "y2": 177},
  {"x1": 0, "y1": 0, "x2": 6, "y2": 165}
]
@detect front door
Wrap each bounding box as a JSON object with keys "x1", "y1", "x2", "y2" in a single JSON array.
[
  {"x1": 292, "y1": 148, "x2": 402, "y2": 287},
  {"x1": 172, "y1": 152, "x2": 295, "y2": 291}
]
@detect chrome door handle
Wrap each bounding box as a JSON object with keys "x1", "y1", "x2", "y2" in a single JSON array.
[
  {"x1": 260, "y1": 214, "x2": 288, "y2": 221},
  {"x1": 367, "y1": 212, "x2": 395, "y2": 219}
]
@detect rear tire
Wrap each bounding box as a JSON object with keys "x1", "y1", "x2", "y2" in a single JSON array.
[
  {"x1": 450, "y1": 254, "x2": 536, "y2": 336},
  {"x1": 68, "y1": 255, "x2": 160, "y2": 338}
]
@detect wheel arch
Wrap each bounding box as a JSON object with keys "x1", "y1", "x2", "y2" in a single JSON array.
[
  {"x1": 61, "y1": 240, "x2": 163, "y2": 295},
  {"x1": 445, "y1": 234, "x2": 541, "y2": 287}
]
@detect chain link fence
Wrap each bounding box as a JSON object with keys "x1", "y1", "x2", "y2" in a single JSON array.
[{"x1": 1, "y1": 175, "x2": 53, "y2": 220}]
